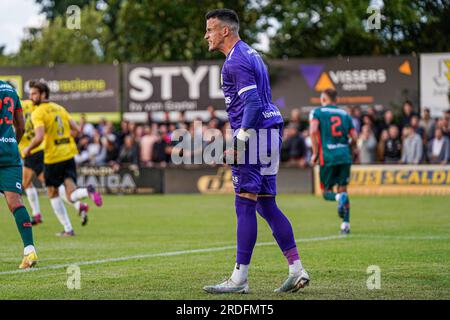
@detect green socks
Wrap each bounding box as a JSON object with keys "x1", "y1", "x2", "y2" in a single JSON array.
[
  {"x1": 323, "y1": 191, "x2": 337, "y2": 201},
  {"x1": 13, "y1": 206, "x2": 34, "y2": 247},
  {"x1": 323, "y1": 191, "x2": 350, "y2": 223}
]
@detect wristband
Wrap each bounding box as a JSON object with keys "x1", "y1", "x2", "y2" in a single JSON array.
[{"x1": 236, "y1": 128, "x2": 250, "y2": 142}]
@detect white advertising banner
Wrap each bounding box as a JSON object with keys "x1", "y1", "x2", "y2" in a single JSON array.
[{"x1": 420, "y1": 53, "x2": 450, "y2": 117}]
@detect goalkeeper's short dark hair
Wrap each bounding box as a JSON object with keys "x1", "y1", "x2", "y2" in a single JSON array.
[{"x1": 205, "y1": 9, "x2": 239, "y2": 33}]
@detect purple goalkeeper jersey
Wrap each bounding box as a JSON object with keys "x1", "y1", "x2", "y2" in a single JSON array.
[{"x1": 221, "y1": 40, "x2": 283, "y2": 131}]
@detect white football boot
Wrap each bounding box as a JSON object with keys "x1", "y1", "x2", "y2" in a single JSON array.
[
  {"x1": 203, "y1": 278, "x2": 249, "y2": 294},
  {"x1": 340, "y1": 222, "x2": 350, "y2": 235},
  {"x1": 274, "y1": 269, "x2": 310, "y2": 293}
]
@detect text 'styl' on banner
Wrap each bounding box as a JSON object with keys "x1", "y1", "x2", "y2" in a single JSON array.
[
  {"x1": 314, "y1": 165, "x2": 450, "y2": 195},
  {"x1": 420, "y1": 53, "x2": 450, "y2": 118},
  {"x1": 124, "y1": 61, "x2": 224, "y2": 113},
  {"x1": 0, "y1": 65, "x2": 120, "y2": 113},
  {"x1": 269, "y1": 56, "x2": 418, "y2": 117},
  {"x1": 124, "y1": 57, "x2": 418, "y2": 117}
]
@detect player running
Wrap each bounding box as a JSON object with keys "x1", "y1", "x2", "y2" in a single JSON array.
[
  {"x1": 203, "y1": 9, "x2": 309, "y2": 294},
  {"x1": 22, "y1": 81, "x2": 102, "y2": 237},
  {"x1": 21, "y1": 81, "x2": 91, "y2": 227},
  {"x1": 0, "y1": 80, "x2": 38, "y2": 268},
  {"x1": 19, "y1": 86, "x2": 46, "y2": 225},
  {"x1": 309, "y1": 89, "x2": 358, "y2": 234}
]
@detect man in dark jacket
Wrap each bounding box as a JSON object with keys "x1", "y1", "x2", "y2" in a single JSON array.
[{"x1": 384, "y1": 125, "x2": 402, "y2": 163}]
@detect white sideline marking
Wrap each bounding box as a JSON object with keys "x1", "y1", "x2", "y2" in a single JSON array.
[
  {"x1": 0, "y1": 234, "x2": 448, "y2": 276},
  {"x1": 351, "y1": 234, "x2": 450, "y2": 241},
  {"x1": 0, "y1": 235, "x2": 343, "y2": 276}
]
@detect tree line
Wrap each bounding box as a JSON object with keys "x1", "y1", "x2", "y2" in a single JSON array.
[{"x1": 1, "y1": 0, "x2": 449, "y2": 66}]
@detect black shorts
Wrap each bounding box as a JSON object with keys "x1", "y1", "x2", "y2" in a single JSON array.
[
  {"x1": 24, "y1": 151, "x2": 44, "y2": 176},
  {"x1": 44, "y1": 158, "x2": 78, "y2": 188}
]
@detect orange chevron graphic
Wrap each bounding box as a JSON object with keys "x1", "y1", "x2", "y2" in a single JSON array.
[
  {"x1": 399, "y1": 60, "x2": 412, "y2": 75},
  {"x1": 314, "y1": 72, "x2": 335, "y2": 91}
]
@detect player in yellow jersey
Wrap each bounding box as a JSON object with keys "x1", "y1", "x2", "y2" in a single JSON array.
[
  {"x1": 19, "y1": 96, "x2": 46, "y2": 225},
  {"x1": 20, "y1": 82, "x2": 89, "y2": 228},
  {"x1": 23, "y1": 81, "x2": 103, "y2": 237}
]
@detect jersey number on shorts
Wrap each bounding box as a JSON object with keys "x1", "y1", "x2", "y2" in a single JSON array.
[
  {"x1": 330, "y1": 116, "x2": 343, "y2": 137},
  {"x1": 0, "y1": 97, "x2": 14, "y2": 125}
]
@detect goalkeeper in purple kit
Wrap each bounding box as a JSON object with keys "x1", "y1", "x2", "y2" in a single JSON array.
[{"x1": 202, "y1": 9, "x2": 309, "y2": 294}]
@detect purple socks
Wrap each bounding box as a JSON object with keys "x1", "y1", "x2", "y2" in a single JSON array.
[
  {"x1": 235, "y1": 195, "x2": 299, "y2": 266},
  {"x1": 256, "y1": 196, "x2": 297, "y2": 254},
  {"x1": 283, "y1": 247, "x2": 300, "y2": 265},
  {"x1": 235, "y1": 195, "x2": 258, "y2": 265}
]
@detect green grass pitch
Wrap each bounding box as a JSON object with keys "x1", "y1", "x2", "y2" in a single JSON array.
[{"x1": 0, "y1": 194, "x2": 449, "y2": 299}]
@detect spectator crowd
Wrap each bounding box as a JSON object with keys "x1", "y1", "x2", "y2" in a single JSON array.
[
  {"x1": 73, "y1": 102, "x2": 450, "y2": 168},
  {"x1": 349, "y1": 102, "x2": 450, "y2": 166}
]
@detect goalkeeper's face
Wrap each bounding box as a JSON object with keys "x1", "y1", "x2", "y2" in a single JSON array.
[{"x1": 205, "y1": 18, "x2": 225, "y2": 52}]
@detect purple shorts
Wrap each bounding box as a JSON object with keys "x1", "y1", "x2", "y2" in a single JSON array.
[{"x1": 231, "y1": 124, "x2": 283, "y2": 195}]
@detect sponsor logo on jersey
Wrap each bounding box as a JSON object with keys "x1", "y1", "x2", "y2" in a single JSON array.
[
  {"x1": 327, "y1": 143, "x2": 349, "y2": 149},
  {"x1": 0, "y1": 137, "x2": 17, "y2": 143},
  {"x1": 262, "y1": 110, "x2": 281, "y2": 119}
]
